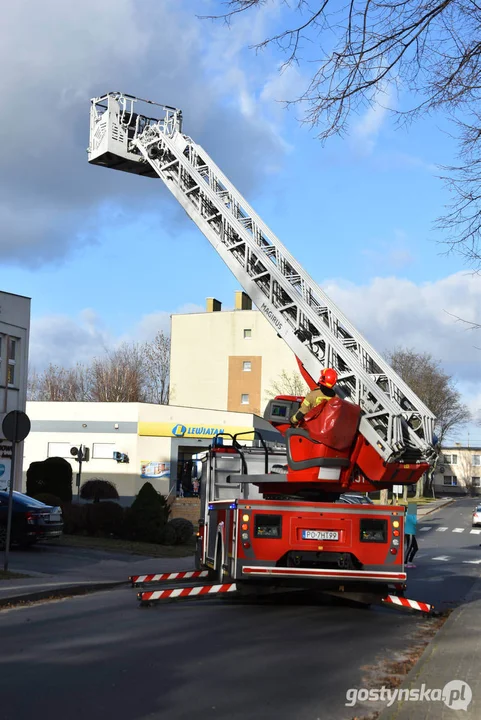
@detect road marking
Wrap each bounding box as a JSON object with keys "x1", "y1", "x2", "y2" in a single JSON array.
[
  {"x1": 452, "y1": 528, "x2": 464, "y2": 533},
  {"x1": 432, "y1": 556, "x2": 450, "y2": 561},
  {"x1": 420, "y1": 527, "x2": 432, "y2": 532},
  {"x1": 470, "y1": 529, "x2": 481, "y2": 534},
  {"x1": 436, "y1": 527, "x2": 448, "y2": 532},
  {"x1": 462, "y1": 559, "x2": 481, "y2": 565}
]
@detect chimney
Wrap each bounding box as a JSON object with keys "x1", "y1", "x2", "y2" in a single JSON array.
[
  {"x1": 235, "y1": 291, "x2": 252, "y2": 310},
  {"x1": 206, "y1": 298, "x2": 222, "y2": 312}
]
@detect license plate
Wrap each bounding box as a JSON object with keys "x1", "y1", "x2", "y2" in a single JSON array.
[
  {"x1": 49, "y1": 514, "x2": 61, "y2": 522},
  {"x1": 302, "y1": 530, "x2": 339, "y2": 541}
]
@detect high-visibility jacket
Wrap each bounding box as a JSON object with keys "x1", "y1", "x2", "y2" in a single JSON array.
[{"x1": 291, "y1": 386, "x2": 335, "y2": 425}]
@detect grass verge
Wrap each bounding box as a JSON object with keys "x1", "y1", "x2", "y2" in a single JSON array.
[
  {"x1": 0, "y1": 570, "x2": 30, "y2": 581},
  {"x1": 52, "y1": 534, "x2": 196, "y2": 558}
]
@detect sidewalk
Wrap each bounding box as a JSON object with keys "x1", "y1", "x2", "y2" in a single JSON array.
[
  {"x1": 417, "y1": 497, "x2": 455, "y2": 518},
  {"x1": 0, "y1": 553, "x2": 195, "y2": 606},
  {"x1": 377, "y1": 577, "x2": 481, "y2": 719}
]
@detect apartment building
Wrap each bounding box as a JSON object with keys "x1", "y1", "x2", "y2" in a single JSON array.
[
  {"x1": 434, "y1": 445, "x2": 481, "y2": 496},
  {"x1": 170, "y1": 291, "x2": 302, "y2": 416}
]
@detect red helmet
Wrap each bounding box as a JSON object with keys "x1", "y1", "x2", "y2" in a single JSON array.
[{"x1": 319, "y1": 368, "x2": 338, "y2": 388}]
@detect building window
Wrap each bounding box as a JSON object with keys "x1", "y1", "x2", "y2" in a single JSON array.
[
  {"x1": 241, "y1": 393, "x2": 249, "y2": 405},
  {"x1": 473, "y1": 455, "x2": 481, "y2": 466},
  {"x1": 443, "y1": 453, "x2": 457, "y2": 465},
  {"x1": 243, "y1": 329, "x2": 252, "y2": 339},
  {"x1": 243, "y1": 361, "x2": 252, "y2": 372},
  {"x1": 472, "y1": 477, "x2": 481, "y2": 487},
  {"x1": 443, "y1": 476, "x2": 457, "y2": 486},
  {"x1": 7, "y1": 338, "x2": 17, "y2": 387}
]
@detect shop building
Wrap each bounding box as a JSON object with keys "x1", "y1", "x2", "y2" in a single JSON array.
[{"x1": 22, "y1": 401, "x2": 283, "y2": 503}]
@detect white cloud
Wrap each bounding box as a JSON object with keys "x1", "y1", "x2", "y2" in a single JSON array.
[
  {"x1": 0, "y1": 0, "x2": 288, "y2": 265},
  {"x1": 29, "y1": 310, "x2": 112, "y2": 370},
  {"x1": 322, "y1": 271, "x2": 481, "y2": 383},
  {"x1": 29, "y1": 303, "x2": 205, "y2": 371}
]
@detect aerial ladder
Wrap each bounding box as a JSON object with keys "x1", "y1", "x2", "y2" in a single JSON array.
[{"x1": 88, "y1": 93, "x2": 437, "y2": 612}]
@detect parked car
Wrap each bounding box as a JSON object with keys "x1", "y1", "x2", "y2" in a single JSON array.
[
  {"x1": 0, "y1": 491, "x2": 63, "y2": 549},
  {"x1": 472, "y1": 505, "x2": 481, "y2": 527},
  {"x1": 337, "y1": 493, "x2": 374, "y2": 505}
]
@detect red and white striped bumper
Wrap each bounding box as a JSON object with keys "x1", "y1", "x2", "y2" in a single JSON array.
[
  {"x1": 242, "y1": 566, "x2": 407, "y2": 582},
  {"x1": 382, "y1": 594, "x2": 433, "y2": 613},
  {"x1": 130, "y1": 570, "x2": 209, "y2": 586},
  {"x1": 138, "y1": 583, "x2": 237, "y2": 603}
]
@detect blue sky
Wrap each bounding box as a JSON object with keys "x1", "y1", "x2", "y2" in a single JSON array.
[{"x1": 1, "y1": 0, "x2": 480, "y2": 440}]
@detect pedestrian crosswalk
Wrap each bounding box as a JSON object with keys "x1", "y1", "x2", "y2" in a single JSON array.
[{"x1": 419, "y1": 526, "x2": 481, "y2": 534}]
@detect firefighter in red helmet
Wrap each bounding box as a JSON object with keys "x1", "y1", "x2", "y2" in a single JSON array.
[{"x1": 290, "y1": 368, "x2": 338, "y2": 426}]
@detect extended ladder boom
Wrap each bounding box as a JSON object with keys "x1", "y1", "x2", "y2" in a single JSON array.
[{"x1": 88, "y1": 92, "x2": 436, "y2": 465}]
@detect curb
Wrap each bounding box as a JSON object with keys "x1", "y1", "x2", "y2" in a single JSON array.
[
  {"x1": 419, "y1": 499, "x2": 456, "y2": 519},
  {"x1": 0, "y1": 580, "x2": 127, "y2": 609}
]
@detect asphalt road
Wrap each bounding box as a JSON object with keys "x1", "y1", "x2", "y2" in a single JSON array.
[
  {"x1": 5, "y1": 542, "x2": 194, "y2": 581},
  {"x1": 0, "y1": 498, "x2": 479, "y2": 720},
  {"x1": 407, "y1": 497, "x2": 481, "y2": 612}
]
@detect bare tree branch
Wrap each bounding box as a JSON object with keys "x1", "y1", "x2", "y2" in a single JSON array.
[{"x1": 207, "y1": 0, "x2": 481, "y2": 269}]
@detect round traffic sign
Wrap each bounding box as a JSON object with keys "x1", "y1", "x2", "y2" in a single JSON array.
[{"x1": 2, "y1": 410, "x2": 31, "y2": 443}]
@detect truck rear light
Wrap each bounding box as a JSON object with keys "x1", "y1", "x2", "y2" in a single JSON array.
[
  {"x1": 360, "y1": 518, "x2": 387, "y2": 543},
  {"x1": 241, "y1": 523, "x2": 249, "y2": 531},
  {"x1": 390, "y1": 548, "x2": 397, "y2": 555},
  {"x1": 254, "y1": 514, "x2": 282, "y2": 539},
  {"x1": 243, "y1": 542, "x2": 251, "y2": 549},
  {"x1": 393, "y1": 530, "x2": 400, "y2": 537}
]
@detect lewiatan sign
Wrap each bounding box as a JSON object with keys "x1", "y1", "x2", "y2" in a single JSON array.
[{"x1": 138, "y1": 422, "x2": 255, "y2": 439}]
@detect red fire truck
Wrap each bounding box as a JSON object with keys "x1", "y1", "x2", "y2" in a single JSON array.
[
  {"x1": 193, "y1": 387, "x2": 427, "y2": 608},
  {"x1": 88, "y1": 93, "x2": 436, "y2": 612}
]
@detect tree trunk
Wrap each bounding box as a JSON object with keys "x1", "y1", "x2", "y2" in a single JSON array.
[
  {"x1": 380, "y1": 489, "x2": 389, "y2": 505},
  {"x1": 415, "y1": 476, "x2": 423, "y2": 498}
]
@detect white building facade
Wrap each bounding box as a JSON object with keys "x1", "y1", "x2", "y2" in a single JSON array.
[
  {"x1": 434, "y1": 445, "x2": 481, "y2": 496},
  {"x1": 170, "y1": 291, "x2": 302, "y2": 416},
  {"x1": 23, "y1": 401, "x2": 282, "y2": 503},
  {"x1": 0, "y1": 291, "x2": 31, "y2": 491}
]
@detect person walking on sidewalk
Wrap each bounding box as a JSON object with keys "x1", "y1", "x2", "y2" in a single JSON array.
[{"x1": 404, "y1": 505, "x2": 418, "y2": 568}]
